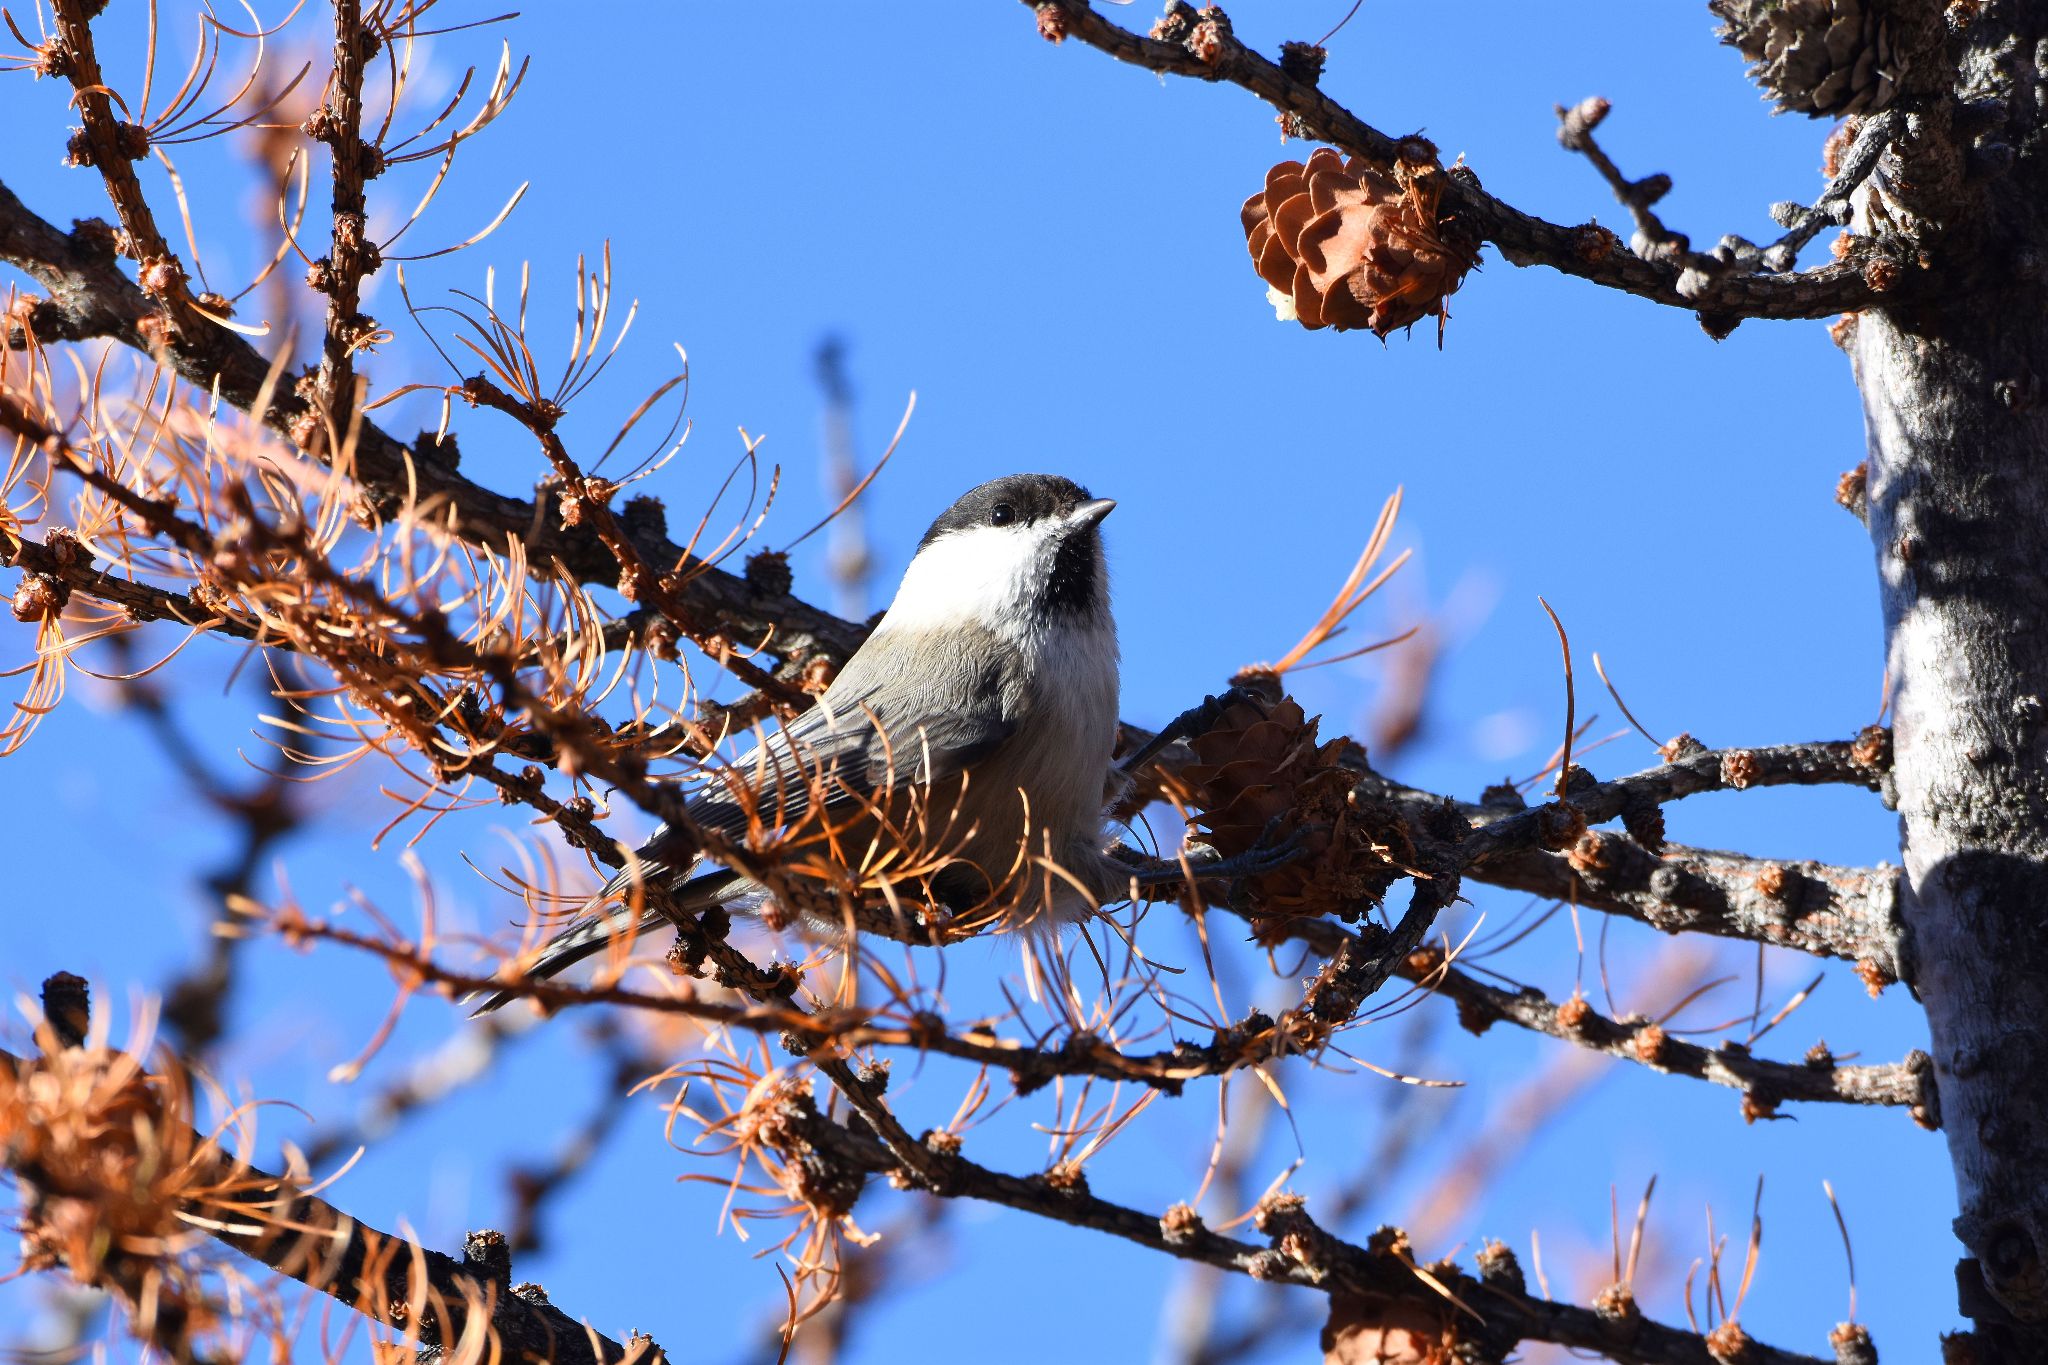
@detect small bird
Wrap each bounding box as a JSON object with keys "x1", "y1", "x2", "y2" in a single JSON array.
[{"x1": 472, "y1": 473, "x2": 1122, "y2": 1013}]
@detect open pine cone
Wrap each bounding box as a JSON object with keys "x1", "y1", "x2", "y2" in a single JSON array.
[
  {"x1": 1323, "y1": 1294, "x2": 1460, "y2": 1365},
  {"x1": 1240, "y1": 147, "x2": 1480, "y2": 337},
  {"x1": 1710, "y1": 0, "x2": 1909, "y2": 116},
  {"x1": 1180, "y1": 696, "x2": 1413, "y2": 926}
]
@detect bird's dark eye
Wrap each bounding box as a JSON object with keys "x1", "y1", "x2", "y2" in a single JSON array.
[{"x1": 989, "y1": 503, "x2": 1015, "y2": 527}]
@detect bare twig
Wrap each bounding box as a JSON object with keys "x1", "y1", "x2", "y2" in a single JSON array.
[
  {"x1": 123, "y1": 671, "x2": 304, "y2": 1056},
  {"x1": 248, "y1": 905, "x2": 1415, "y2": 1099},
  {"x1": 505, "y1": 1036, "x2": 643, "y2": 1253},
  {"x1": 1554, "y1": 97, "x2": 1690, "y2": 265},
  {"x1": 1195, "y1": 894, "x2": 1931, "y2": 1123},
  {"x1": 1763, "y1": 111, "x2": 1904, "y2": 269},
  {"x1": 1423, "y1": 737, "x2": 1888, "y2": 864},
  {"x1": 1553, "y1": 97, "x2": 1906, "y2": 332},
  {"x1": 1404, "y1": 947, "x2": 1938, "y2": 1125},
  {"x1": 47, "y1": 0, "x2": 201, "y2": 335},
  {"x1": 813, "y1": 335, "x2": 872, "y2": 621},
  {"x1": 302, "y1": 1012, "x2": 541, "y2": 1171}
]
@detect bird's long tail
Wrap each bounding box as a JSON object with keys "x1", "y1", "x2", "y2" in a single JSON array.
[{"x1": 468, "y1": 867, "x2": 746, "y2": 1015}]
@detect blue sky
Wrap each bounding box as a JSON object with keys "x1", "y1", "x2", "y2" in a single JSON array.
[{"x1": 1, "y1": 3, "x2": 1948, "y2": 1362}]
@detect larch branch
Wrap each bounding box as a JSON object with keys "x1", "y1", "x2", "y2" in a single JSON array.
[
  {"x1": 1477, "y1": 838, "x2": 1906, "y2": 982},
  {"x1": 1, "y1": 528, "x2": 269, "y2": 646},
  {"x1": 1025, "y1": 0, "x2": 1893, "y2": 325},
  {"x1": 47, "y1": 0, "x2": 203, "y2": 333},
  {"x1": 0, "y1": 176, "x2": 863, "y2": 666},
  {"x1": 780, "y1": 1083, "x2": 1838, "y2": 1365},
  {"x1": 2, "y1": 993, "x2": 650, "y2": 1365},
  {"x1": 1225, "y1": 909, "x2": 1931, "y2": 1121},
  {"x1": 306, "y1": 0, "x2": 377, "y2": 444},
  {"x1": 1405, "y1": 946, "x2": 1939, "y2": 1125},
  {"x1": 1439, "y1": 737, "x2": 1887, "y2": 864}
]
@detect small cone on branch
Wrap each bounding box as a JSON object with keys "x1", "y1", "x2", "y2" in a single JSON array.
[
  {"x1": 1322, "y1": 1294, "x2": 1458, "y2": 1365},
  {"x1": 1178, "y1": 696, "x2": 1413, "y2": 926},
  {"x1": 1241, "y1": 146, "x2": 1481, "y2": 338},
  {"x1": 1710, "y1": 0, "x2": 1909, "y2": 117}
]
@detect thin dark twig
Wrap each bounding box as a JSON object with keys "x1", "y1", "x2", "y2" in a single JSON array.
[
  {"x1": 1400, "y1": 945, "x2": 1938, "y2": 1124},
  {"x1": 1762, "y1": 110, "x2": 1904, "y2": 271}
]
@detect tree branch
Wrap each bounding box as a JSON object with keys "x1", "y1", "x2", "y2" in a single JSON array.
[
  {"x1": 1, "y1": 527, "x2": 269, "y2": 646},
  {"x1": 247, "y1": 905, "x2": 1415, "y2": 1102},
  {"x1": 1026, "y1": 0, "x2": 1896, "y2": 326},
  {"x1": 0, "y1": 176, "x2": 862, "y2": 667},
  {"x1": 773, "y1": 1079, "x2": 1837, "y2": 1365},
  {"x1": 1406, "y1": 946, "x2": 1939, "y2": 1125},
  {"x1": 305, "y1": 0, "x2": 377, "y2": 443},
  {"x1": 0, "y1": 185, "x2": 152, "y2": 350},
  {"x1": 1475, "y1": 837, "x2": 1906, "y2": 984},
  {"x1": 1210, "y1": 899, "x2": 1932, "y2": 1126},
  {"x1": 1, "y1": 980, "x2": 651, "y2": 1365},
  {"x1": 47, "y1": 0, "x2": 204, "y2": 334},
  {"x1": 1553, "y1": 97, "x2": 1904, "y2": 316},
  {"x1": 1445, "y1": 737, "x2": 1887, "y2": 864},
  {"x1": 1323, "y1": 732, "x2": 1902, "y2": 973}
]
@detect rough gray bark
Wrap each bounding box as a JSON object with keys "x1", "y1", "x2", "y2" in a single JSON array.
[{"x1": 1849, "y1": 5, "x2": 2048, "y2": 1356}]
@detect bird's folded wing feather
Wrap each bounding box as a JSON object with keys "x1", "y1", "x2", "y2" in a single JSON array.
[
  {"x1": 634, "y1": 644, "x2": 1020, "y2": 866},
  {"x1": 473, "y1": 634, "x2": 1021, "y2": 1014}
]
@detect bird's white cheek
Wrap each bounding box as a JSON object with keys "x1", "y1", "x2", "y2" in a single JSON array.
[{"x1": 880, "y1": 527, "x2": 1041, "y2": 633}]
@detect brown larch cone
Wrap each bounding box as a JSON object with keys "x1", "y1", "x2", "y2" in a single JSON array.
[
  {"x1": 1710, "y1": 0, "x2": 1913, "y2": 117},
  {"x1": 1322, "y1": 1294, "x2": 1459, "y2": 1365},
  {"x1": 1180, "y1": 696, "x2": 1413, "y2": 926},
  {"x1": 1241, "y1": 146, "x2": 1481, "y2": 338}
]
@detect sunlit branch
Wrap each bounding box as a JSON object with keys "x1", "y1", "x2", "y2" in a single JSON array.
[
  {"x1": 460, "y1": 371, "x2": 809, "y2": 707},
  {"x1": 0, "y1": 178, "x2": 864, "y2": 669},
  {"x1": 2, "y1": 976, "x2": 652, "y2": 1365},
  {"x1": 767, "y1": 1070, "x2": 1837, "y2": 1365},
  {"x1": 303, "y1": 0, "x2": 378, "y2": 450},
  {"x1": 1474, "y1": 838, "x2": 1906, "y2": 986}
]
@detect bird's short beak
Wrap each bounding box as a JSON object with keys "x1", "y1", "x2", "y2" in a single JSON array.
[{"x1": 1069, "y1": 498, "x2": 1116, "y2": 529}]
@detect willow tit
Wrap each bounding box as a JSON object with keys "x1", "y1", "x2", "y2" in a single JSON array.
[{"x1": 472, "y1": 473, "x2": 1122, "y2": 1013}]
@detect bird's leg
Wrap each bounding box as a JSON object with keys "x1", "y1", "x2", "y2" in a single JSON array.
[{"x1": 1118, "y1": 684, "x2": 1261, "y2": 776}]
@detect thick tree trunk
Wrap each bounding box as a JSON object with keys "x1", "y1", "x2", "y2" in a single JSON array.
[{"x1": 1851, "y1": 15, "x2": 2048, "y2": 1350}]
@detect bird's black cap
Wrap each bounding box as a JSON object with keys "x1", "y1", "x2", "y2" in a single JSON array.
[{"x1": 918, "y1": 473, "x2": 1098, "y2": 550}]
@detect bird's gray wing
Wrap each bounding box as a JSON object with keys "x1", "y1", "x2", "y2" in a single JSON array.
[
  {"x1": 687, "y1": 672, "x2": 1015, "y2": 843},
  {"x1": 641, "y1": 639, "x2": 1020, "y2": 859},
  {"x1": 468, "y1": 641, "x2": 1017, "y2": 1016}
]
